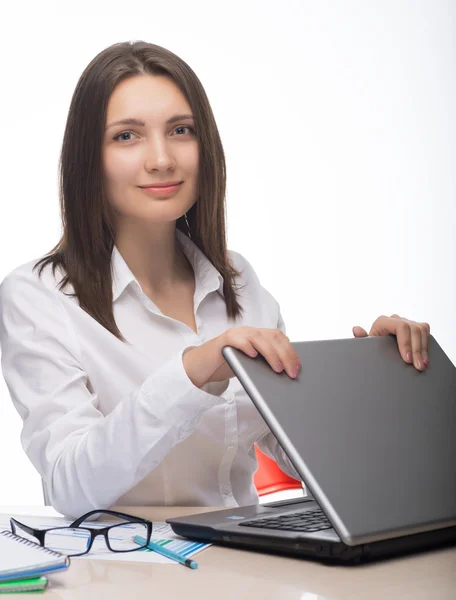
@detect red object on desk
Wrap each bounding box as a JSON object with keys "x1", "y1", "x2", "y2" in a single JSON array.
[{"x1": 253, "y1": 445, "x2": 302, "y2": 496}]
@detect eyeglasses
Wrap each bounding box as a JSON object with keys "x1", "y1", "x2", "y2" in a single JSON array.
[{"x1": 10, "y1": 509, "x2": 153, "y2": 557}]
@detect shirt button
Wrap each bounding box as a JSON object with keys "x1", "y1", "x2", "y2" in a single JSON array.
[
  {"x1": 226, "y1": 392, "x2": 235, "y2": 404},
  {"x1": 222, "y1": 485, "x2": 230, "y2": 495},
  {"x1": 227, "y1": 446, "x2": 235, "y2": 454}
]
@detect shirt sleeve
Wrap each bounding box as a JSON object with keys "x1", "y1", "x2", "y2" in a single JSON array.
[
  {"x1": 256, "y1": 308, "x2": 303, "y2": 483},
  {"x1": 0, "y1": 270, "x2": 225, "y2": 519}
]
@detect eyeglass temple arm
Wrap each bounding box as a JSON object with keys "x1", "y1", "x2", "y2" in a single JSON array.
[
  {"x1": 10, "y1": 517, "x2": 35, "y2": 535},
  {"x1": 69, "y1": 509, "x2": 150, "y2": 528}
]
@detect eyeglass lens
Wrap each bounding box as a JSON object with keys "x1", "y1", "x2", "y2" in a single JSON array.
[
  {"x1": 106, "y1": 522, "x2": 150, "y2": 551},
  {"x1": 44, "y1": 528, "x2": 92, "y2": 555}
]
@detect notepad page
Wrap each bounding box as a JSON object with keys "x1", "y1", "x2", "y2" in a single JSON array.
[{"x1": 0, "y1": 531, "x2": 63, "y2": 574}]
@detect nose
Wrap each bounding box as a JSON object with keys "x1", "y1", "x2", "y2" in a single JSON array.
[{"x1": 143, "y1": 132, "x2": 176, "y2": 172}]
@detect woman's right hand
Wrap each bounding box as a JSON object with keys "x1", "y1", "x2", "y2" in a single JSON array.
[{"x1": 182, "y1": 326, "x2": 302, "y2": 389}]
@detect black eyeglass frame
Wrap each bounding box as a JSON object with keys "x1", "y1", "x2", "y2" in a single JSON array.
[{"x1": 10, "y1": 509, "x2": 153, "y2": 557}]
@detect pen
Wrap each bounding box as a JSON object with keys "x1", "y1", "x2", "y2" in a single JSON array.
[{"x1": 133, "y1": 535, "x2": 198, "y2": 569}]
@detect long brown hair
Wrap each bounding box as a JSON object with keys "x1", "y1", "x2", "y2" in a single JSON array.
[{"x1": 34, "y1": 40, "x2": 246, "y2": 343}]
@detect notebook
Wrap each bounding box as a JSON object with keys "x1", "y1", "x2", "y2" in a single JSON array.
[
  {"x1": 0, "y1": 576, "x2": 48, "y2": 594},
  {"x1": 0, "y1": 530, "x2": 70, "y2": 582}
]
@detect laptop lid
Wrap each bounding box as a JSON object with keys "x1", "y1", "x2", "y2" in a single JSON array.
[{"x1": 222, "y1": 334, "x2": 456, "y2": 545}]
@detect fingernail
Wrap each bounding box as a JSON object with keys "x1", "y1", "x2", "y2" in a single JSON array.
[
  {"x1": 423, "y1": 355, "x2": 429, "y2": 366},
  {"x1": 416, "y1": 359, "x2": 423, "y2": 370},
  {"x1": 275, "y1": 361, "x2": 284, "y2": 372},
  {"x1": 296, "y1": 361, "x2": 302, "y2": 370},
  {"x1": 406, "y1": 352, "x2": 412, "y2": 363}
]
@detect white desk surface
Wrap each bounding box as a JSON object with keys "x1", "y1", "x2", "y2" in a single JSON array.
[{"x1": 1, "y1": 505, "x2": 455, "y2": 599}]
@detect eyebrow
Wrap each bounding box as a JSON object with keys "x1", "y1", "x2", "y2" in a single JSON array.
[{"x1": 105, "y1": 114, "x2": 195, "y2": 131}]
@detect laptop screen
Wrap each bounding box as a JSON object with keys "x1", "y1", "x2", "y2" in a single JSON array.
[{"x1": 222, "y1": 334, "x2": 456, "y2": 545}]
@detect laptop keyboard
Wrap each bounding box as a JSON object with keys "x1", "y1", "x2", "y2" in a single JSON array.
[{"x1": 239, "y1": 508, "x2": 333, "y2": 533}]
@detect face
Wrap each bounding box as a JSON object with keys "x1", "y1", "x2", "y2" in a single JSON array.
[{"x1": 103, "y1": 74, "x2": 199, "y2": 230}]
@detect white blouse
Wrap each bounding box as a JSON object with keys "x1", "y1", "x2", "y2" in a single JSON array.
[{"x1": 0, "y1": 228, "x2": 301, "y2": 518}]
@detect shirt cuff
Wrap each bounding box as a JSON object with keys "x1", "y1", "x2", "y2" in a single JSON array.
[{"x1": 138, "y1": 346, "x2": 225, "y2": 435}]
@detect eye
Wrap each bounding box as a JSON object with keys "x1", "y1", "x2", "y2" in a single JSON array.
[
  {"x1": 173, "y1": 126, "x2": 195, "y2": 136},
  {"x1": 113, "y1": 131, "x2": 136, "y2": 142}
]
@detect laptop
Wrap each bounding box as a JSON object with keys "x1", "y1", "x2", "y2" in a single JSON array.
[{"x1": 167, "y1": 334, "x2": 456, "y2": 563}]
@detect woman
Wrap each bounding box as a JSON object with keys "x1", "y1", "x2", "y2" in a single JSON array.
[{"x1": 0, "y1": 41, "x2": 430, "y2": 519}]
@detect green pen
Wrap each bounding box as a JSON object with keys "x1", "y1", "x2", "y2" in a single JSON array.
[{"x1": 133, "y1": 535, "x2": 198, "y2": 569}]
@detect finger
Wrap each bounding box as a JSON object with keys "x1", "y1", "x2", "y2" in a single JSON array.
[
  {"x1": 409, "y1": 325, "x2": 424, "y2": 370},
  {"x1": 352, "y1": 326, "x2": 368, "y2": 337},
  {"x1": 271, "y1": 329, "x2": 302, "y2": 378},
  {"x1": 233, "y1": 330, "x2": 262, "y2": 358},
  {"x1": 368, "y1": 315, "x2": 397, "y2": 337},
  {"x1": 221, "y1": 327, "x2": 260, "y2": 360},
  {"x1": 250, "y1": 328, "x2": 300, "y2": 379},
  {"x1": 420, "y1": 322, "x2": 431, "y2": 366},
  {"x1": 394, "y1": 321, "x2": 413, "y2": 364},
  {"x1": 242, "y1": 329, "x2": 285, "y2": 374}
]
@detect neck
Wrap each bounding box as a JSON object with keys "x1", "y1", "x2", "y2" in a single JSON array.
[{"x1": 114, "y1": 221, "x2": 191, "y2": 295}]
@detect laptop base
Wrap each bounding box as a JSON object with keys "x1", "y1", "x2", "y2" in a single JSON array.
[{"x1": 169, "y1": 520, "x2": 456, "y2": 564}]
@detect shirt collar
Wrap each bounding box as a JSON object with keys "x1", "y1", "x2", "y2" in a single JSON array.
[{"x1": 111, "y1": 228, "x2": 224, "y2": 302}]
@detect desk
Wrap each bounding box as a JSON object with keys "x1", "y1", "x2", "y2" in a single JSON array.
[{"x1": 2, "y1": 505, "x2": 455, "y2": 599}]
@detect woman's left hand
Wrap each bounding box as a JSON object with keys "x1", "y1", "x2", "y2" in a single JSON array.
[{"x1": 352, "y1": 314, "x2": 431, "y2": 371}]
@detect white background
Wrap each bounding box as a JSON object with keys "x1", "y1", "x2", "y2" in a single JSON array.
[{"x1": 0, "y1": 0, "x2": 454, "y2": 505}]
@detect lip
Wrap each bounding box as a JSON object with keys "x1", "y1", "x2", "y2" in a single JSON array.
[
  {"x1": 140, "y1": 180, "x2": 183, "y2": 188},
  {"x1": 139, "y1": 182, "x2": 182, "y2": 196}
]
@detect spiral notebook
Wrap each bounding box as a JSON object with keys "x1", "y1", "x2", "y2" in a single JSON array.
[{"x1": 0, "y1": 530, "x2": 70, "y2": 582}]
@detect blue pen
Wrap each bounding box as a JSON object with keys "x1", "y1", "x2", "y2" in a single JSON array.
[{"x1": 133, "y1": 535, "x2": 198, "y2": 569}]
